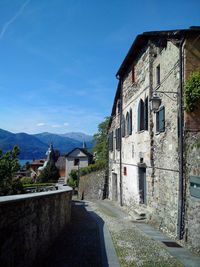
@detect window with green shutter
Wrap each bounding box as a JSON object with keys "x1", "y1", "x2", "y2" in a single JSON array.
[
  {"x1": 126, "y1": 112, "x2": 130, "y2": 136},
  {"x1": 144, "y1": 97, "x2": 148, "y2": 130},
  {"x1": 129, "y1": 108, "x2": 132, "y2": 135},
  {"x1": 156, "y1": 106, "x2": 165, "y2": 133}
]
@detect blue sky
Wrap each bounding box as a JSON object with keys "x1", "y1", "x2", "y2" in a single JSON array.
[{"x1": 0, "y1": 0, "x2": 199, "y2": 135}]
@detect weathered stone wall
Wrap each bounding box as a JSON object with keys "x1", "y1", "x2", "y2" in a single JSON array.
[
  {"x1": 109, "y1": 40, "x2": 181, "y2": 234},
  {"x1": 149, "y1": 41, "x2": 180, "y2": 234},
  {"x1": 0, "y1": 188, "x2": 72, "y2": 267},
  {"x1": 109, "y1": 108, "x2": 121, "y2": 201},
  {"x1": 183, "y1": 34, "x2": 200, "y2": 252},
  {"x1": 184, "y1": 132, "x2": 200, "y2": 252},
  {"x1": 79, "y1": 170, "x2": 106, "y2": 200},
  {"x1": 108, "y1": 32, "x2": 200, "y2": 250},
  {"x1": 121, "y1": 46, "x2": 151, "y2": 206}
]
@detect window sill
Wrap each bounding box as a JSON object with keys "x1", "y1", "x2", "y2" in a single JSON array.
[
  {"x1": 137, "y1": 130, "x2": 148, "y2": 134},
  {"x1": 155, "y1": 130, "x2": 165, "y2": 135}
]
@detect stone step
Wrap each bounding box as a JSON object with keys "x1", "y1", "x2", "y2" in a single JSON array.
[{"x1": 57, "y1": 177, "x2": 65, "y2": 184}]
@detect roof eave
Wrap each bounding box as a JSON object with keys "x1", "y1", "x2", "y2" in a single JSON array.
[{"x1": 116, "y1": 27, "x2": 200, "y2": 78}]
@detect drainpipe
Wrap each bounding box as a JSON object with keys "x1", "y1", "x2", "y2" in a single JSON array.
[
  {"x1": 116, "y1": 75, "x2": 123, "y2": 206},
  {"x1": 177, "y1": 37, "x2": 185, "y2": 240}
]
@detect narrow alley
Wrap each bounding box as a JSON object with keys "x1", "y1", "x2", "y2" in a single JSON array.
[{"x1": 38, "y1": 199, "x2": 200, "y2": 267}]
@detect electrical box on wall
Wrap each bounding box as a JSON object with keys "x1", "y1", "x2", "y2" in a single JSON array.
[{"x1": 190, "y1": 176, "x2": 200, "y2": 198}]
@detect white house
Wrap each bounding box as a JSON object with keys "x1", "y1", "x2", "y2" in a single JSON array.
[{"x1": 65, "y1": 148, "x2": 93, "y2": 182}]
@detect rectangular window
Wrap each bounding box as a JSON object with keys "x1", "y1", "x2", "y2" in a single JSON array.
[
  {"x1": 108, "y1": 132, "x2": 113, "y2": 151},
  {"x1": 156, "y1": 64, "x2": 160, "y2": 85},
  {"x1": 116, "y1": 128, "x2": 121, "y2": 151},
  {"x1": 121, "y1": 116, "x2": 125, "y2": 137},
  {"x1": 144, "y1": 97, "x2": 148, "y2": 131},
  {"x1": 124, "y1": 167, "x2": 127, "y2": 176},
  {"x1": 74, "y1": 158, "x2": 79, "y2": 166},
  {"x1": 156, "y1": 106, "x2": 165, "y2": 132},
  {"x1": 132, "y1": 64, "x2": 136, "y2": 83}
]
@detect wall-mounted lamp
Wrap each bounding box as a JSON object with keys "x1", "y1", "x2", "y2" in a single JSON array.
[
  {"x1": 150, "y1": 90, "x2": 179, "y2": 112},
  {"x1": 150, "y1": 92, "x2": 161, "y2": 112}
]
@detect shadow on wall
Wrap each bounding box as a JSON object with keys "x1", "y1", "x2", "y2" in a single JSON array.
[{"x1": 37, "y1": 200, "x2": 109, "y2": 267}]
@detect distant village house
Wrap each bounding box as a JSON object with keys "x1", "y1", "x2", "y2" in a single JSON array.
[{"x1": 65, "y1": 147, "x2": 93, "y2": 183}]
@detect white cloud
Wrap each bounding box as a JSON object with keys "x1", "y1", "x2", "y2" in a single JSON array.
[
  {"x1": 63, "y1": 122, "x2": 69, "y2": 126},
  {"x1": 37, "y1": 122, "x2": 45, "y2": 126},
  {"x1": 51, "y1": 124, "x2": 62, "y2": 128},
  {"x1": 0, "y1": 0, "x2": 30, "y2": 40}
]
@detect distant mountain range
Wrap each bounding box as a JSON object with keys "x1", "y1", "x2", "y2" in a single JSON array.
[{"x1": 0, "y1": 129, "x2": 94, "y2": 160}]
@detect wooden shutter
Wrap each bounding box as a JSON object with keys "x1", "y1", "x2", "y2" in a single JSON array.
[
  {"x1": 156, "y1": 106, "x2": 165, "y2": 133},
  {"x1": 144, "y1": 97, "x2": 148, "y2": 130},
  {"x1": 156, "y1": 111, "x2": 159, "y2": 132},
  {"x1": 121, "y1": 115, "x2": 125, "y2": 137},
  {"x1": 129, "y1": 109, "x2": 132, "y2": 135},
  {"x1": 126, "y1": 112, "x2": 129, "y2": 136},
  {"x1": 159, "y1": 106, "x2": 165, "y2": 132}
]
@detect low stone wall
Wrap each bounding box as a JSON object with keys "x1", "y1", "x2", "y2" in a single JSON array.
[
  {"x1": 0, "y1": 187, "x2": 72, "y2": 267},
  {"x1": 78, "y1": 170, "x2": 106, "y2": 200}
]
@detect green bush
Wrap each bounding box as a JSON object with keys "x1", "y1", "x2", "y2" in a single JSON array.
[
  {"x1": 79, "y1": 162, "x2": 104, "y2": 176},
  {"x1": 20, "y1": 176, "x2": 33, "y2": 184},
  {"x1": 67, "y1": 178, "x2": 77, "y2": 188},
  {"x1": 67, "y1": 170, "x2": 78, "y2": 187},
  {"x1": 184, "y1": 71, "x2": 200, "y2": 112},
  {"x1": 69, "y1": 169, "x2": 78, "y2": 180},
  {"x1": 23, "y1": 182, "x2": 55, "y2": 188}
]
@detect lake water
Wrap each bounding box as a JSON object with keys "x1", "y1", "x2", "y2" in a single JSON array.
[{"x1": 19, "y1": 159, "x2": 32, "y2": 166}]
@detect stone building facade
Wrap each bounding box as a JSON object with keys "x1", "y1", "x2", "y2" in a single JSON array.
[{"x1": 108, "y1": 27, "x2": 200, "y2": 251}]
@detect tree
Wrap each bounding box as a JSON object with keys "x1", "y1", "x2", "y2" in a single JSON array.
[
  {"x1": 93, "y1": 117, "x2": 110, "y2": 167},
  {"x1": 0, "y1": 146, "x2": 24, "y2": 196},
  {"x1": 184, "y1": 71, "x2": 200, "y2": 112},
  {"x1": 38, "y1": 159, "x2": 60, "y2": 183}
]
